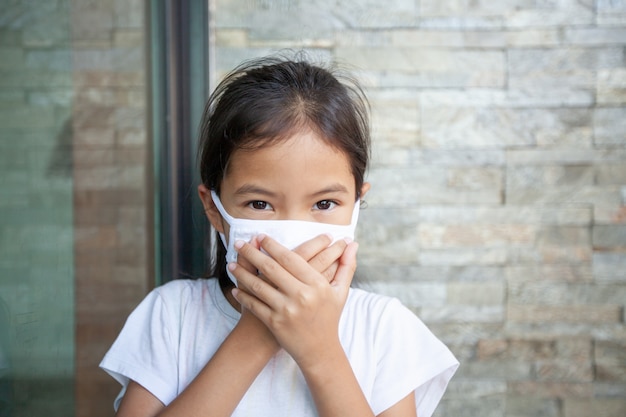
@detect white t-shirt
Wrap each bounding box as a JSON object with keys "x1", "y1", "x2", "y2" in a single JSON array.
[{"x1": 100, "y1": 278, "x2": 458, "y2": 417}]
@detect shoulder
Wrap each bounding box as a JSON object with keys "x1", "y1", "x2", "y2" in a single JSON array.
[
  {"x1": 131, "y1": 278, "x2": 217, "y2": 320},
  {"x1": 342, "y1": 287, "x2": 452, "y2": 354},
  {"x1": 153, "y1": 278, "x2": 212, "y2": 299},
  {"x1": 150, "y1": 278, "x2": 217, "y2": 304}
]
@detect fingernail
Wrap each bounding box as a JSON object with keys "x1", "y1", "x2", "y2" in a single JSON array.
[
  {"x1": 231, "y1": 288, "x2": 239, "y2": 299},
  {"x1": 227, "y1": 262, "x2": 236, "y2": 271},
  {"x1": 343, "y1": 237, "x2": 353, "y2": 244},
  {"x1": 234, "y1": 240, "x2": 244, "y2": 249},
  {"x1": 257, "y1": 234, "x2": 266, "y2": 242}
]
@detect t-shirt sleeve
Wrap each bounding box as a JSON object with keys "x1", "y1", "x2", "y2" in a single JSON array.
[
  {"x1": 99, "y1": 288, "x2": 179, "y2": 410},
  {"x1": 372, "y1": 298, "x2": 459, "y2": 417}
]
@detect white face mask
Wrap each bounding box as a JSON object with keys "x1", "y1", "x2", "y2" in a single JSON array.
[{"x1": 210, "y1": 190, "x2": 360, "y2": 286}]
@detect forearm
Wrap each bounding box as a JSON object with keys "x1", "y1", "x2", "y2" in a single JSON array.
[
  {"x1": 157, "y1": 319, "x2": 279, "y2": 417},
  {"x1": 299, "y1": 342, "x2": 375, "y2": 417}
]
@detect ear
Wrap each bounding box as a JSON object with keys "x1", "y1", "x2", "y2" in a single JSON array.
[
  {"x1": 359, "y1": 181, "x2": 371, "y2": 200},
  {"x1": 198, "y1": 184, "x2": 225, "y2": 234}
]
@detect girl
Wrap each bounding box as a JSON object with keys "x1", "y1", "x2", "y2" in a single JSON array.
[{"x1": 100, "y1": 55, "x2": 458, "y2": 417}]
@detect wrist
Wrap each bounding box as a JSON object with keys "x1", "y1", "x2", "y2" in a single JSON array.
[
  {"x1": 233, "y1": 312, "x2": 280, "y2": 355},
  {"x1": 295, "y1": 337, "x2": 346, "y2": 377}
]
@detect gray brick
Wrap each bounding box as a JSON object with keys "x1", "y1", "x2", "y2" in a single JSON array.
[
  {"x1": 421, "y1": 88, "x2": 595, "y2": 108},
  {"x1": 506, "y1": 264, "x2": 593, "y2": 283},
  {"x1": 421, "y1": 305, "x2": 505, "y2": 323},
  {"x1": 73, "y1": 47, "x2": 143, "y2": 71},
  {"x1": 333, "y1": 0, "x2": 420, "y2": 29},
  {"x1": 597, "y1": 0, "x2": 626, "y2": 11},
  {"x1": 594, "y1": 340, "x2": 626, "y2": 382},
  {"x1": 563, "y1": 398, "x2": 626, "y2": 417},
  {"x1": 508, "y1": 304, "x2": 622, "y2": 324},
  {"x1": 0, "y1": 69, "x2": 73, "y2": 88},
  {"x1": 506, "y1": 396, "x2": 562, "y2": 417},
  {"x1": 593, "y1": 252, "x2": 626, "y2": 282},
  {"x1": 509, "y1": 48, "x2": 624, "y2": 90},
  {"x1": 365, "y1": 281, "x2": 446, "y2": 308},
  {"x1": 25, "y1": 49, "x2": 72, "y2": 71},
  {"x1": 594, "y1": 107, "x2": 626, "y2": 147},
  {"x1": 418, "y1": 223, "x2": 534, "y2": 249},
  {"x1": 335, "y1": 30, "x2": 393, "y2": 47},
  {"x1": 370, "y1": 146, "x2": 506, "y2": 167},
  {"x1": 418, "y1": 248, "x2": 508, "y2": 266},
  {"x1": 458, "y1": 359, "x2": 532, "y2": 380},
  {"x1": 422, "y1": 107, "x2": 593, "y2": 149},
  {"x1": 596, "y1": 164, "x2": 626, "y2": 185},
  {"x1": 535, "y1": 359, "x2": 594, "y2": 382},
  {"x1": 356, "y1": 207, "x2": 422, "y2": 262},
  {"x1": 0, "y1": 47, "x2": 25, "y2": 69},
  {"x1": 509, "y1": 281, "x2": 626, "y2": 305},
  {"x1": 593, "y1": 225, "x2": 626, "y2": 249},
  {"x1": 506, "y1": 166, "x2": 597, "y2": 204},
  {"x1": 445, "y1": 379, "x2": 507, "y2": 398},
  {"x1": 565, "y1": 27, "x2": 626, "y2": 45},
  {"x1": 442, "y1": 397, "x2": 505, "y2": 417},
  {"x1": 597, "y1": 0, "x2": 626, "y2": 25},
  {"x1": 594, "y1": 204, "x2": 626, "y2": 225},
  {"x1": 506, "y1": 0, "x2": 595, "y2": 28},
  {"x1": 506, "y1": 29, "x2": 561, "y2": 47},
  {"x1": 447, "y1": 282, "x2": 504, "y2": 305},
  {"x1": 358, "y1": 264, "x2": 505, "y2": 283},
  {"x1": 335, "y1": 47, "x2": 505, "y2": 88},
  {"x1": 507, "y1": 149, "x2": 626, "y2": 166},
  {"x1": 597, "y1": 69, "x2": 626, "y2": 105},
  {"x1": 367, "y1": 166, "x2": 502, "y2": 206},
  {"x1": 114, "y1": 0, "x2": 144, "y2": 29},
  {"x1": 390, "y1": 29, "x2": 506, "y2": 48}
]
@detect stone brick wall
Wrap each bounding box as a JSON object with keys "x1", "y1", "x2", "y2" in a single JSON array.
[{"x1": 213, "y1": 1, "x2": 626, "y2": 416}]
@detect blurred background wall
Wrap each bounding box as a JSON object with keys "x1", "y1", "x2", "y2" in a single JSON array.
[
  {"x1": 0, "y1": 0, "x2": 149, "y2": 415},
  {"x1": 0, "y1": 0, "x2": 624, "y2": 416}
]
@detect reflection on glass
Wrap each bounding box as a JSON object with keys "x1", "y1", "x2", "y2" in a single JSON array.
[{"x1": 0, "y1": 0, "x2": 75, "y2": 415}]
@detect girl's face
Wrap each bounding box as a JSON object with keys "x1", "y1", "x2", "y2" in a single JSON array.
[{"x1": 199, "y1": 129, "x2": 370, "y2": 237}]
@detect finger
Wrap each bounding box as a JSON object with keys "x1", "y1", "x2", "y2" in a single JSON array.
[
  {"x1": 321, "y1": 262, "x2": 339, "y2": 283},
  {"x1": 330, "y1": 241, "x2": 359, "y2": 293},
  {"x1": 236, "y1": 236, "x2": 261, "y2": 275},
  {"x1": 228, "y1": 262, "x2": 284, "y2": 308},
  {"x1": 231, "y1": 287, "x2": 272, "y2": 325},
  {"x1": 236, "y1": 238, "x2": 306, "y2": 292},
  {"x1": 307, "y1": 239, "x2": 348, "y2": 278},
  {"x1": 256, "y1": 235, "x2": 320, "y2": 287},
  {"x1": 292, "y1": 233, "x2": 333, "y2": 261}
]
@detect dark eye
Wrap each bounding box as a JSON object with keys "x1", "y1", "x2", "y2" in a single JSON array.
[
  {"x1": 315, "y1": 200, "x2": 336, "y2": 210},
  {"x1": 250, "y1": 201, "x2": 269, "y2": 210}
]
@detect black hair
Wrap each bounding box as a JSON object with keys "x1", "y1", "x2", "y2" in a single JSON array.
[{"x1": 197, "y1": 53, "x2": 370, "y2": 288}]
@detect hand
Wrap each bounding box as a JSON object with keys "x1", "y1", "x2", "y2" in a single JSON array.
[
  {"x1": 229, "y1": 235, "x2": 359, "y2": 369},
  {"x1": 231, "y1": 234, "x2": 351, "y2": 351}
]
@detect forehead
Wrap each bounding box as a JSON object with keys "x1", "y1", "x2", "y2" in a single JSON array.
[{"x1": 223, "y1": 130, "x2": 355, "y2": 194}]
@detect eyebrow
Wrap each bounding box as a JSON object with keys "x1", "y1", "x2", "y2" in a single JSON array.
[
  {"x1": 233, "y1": 184, "x2": 278, "y2": 197},
  {"x1": 233, "y1": 183, "x2": 350, "y2": 197},
  {"x1": 310, "y1": 183, "x2": 350, "y2": 197}
]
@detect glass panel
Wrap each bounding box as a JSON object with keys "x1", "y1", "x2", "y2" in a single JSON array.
[{"x1": 0, "y1": 0, "x2": 75, "y2": 415}]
